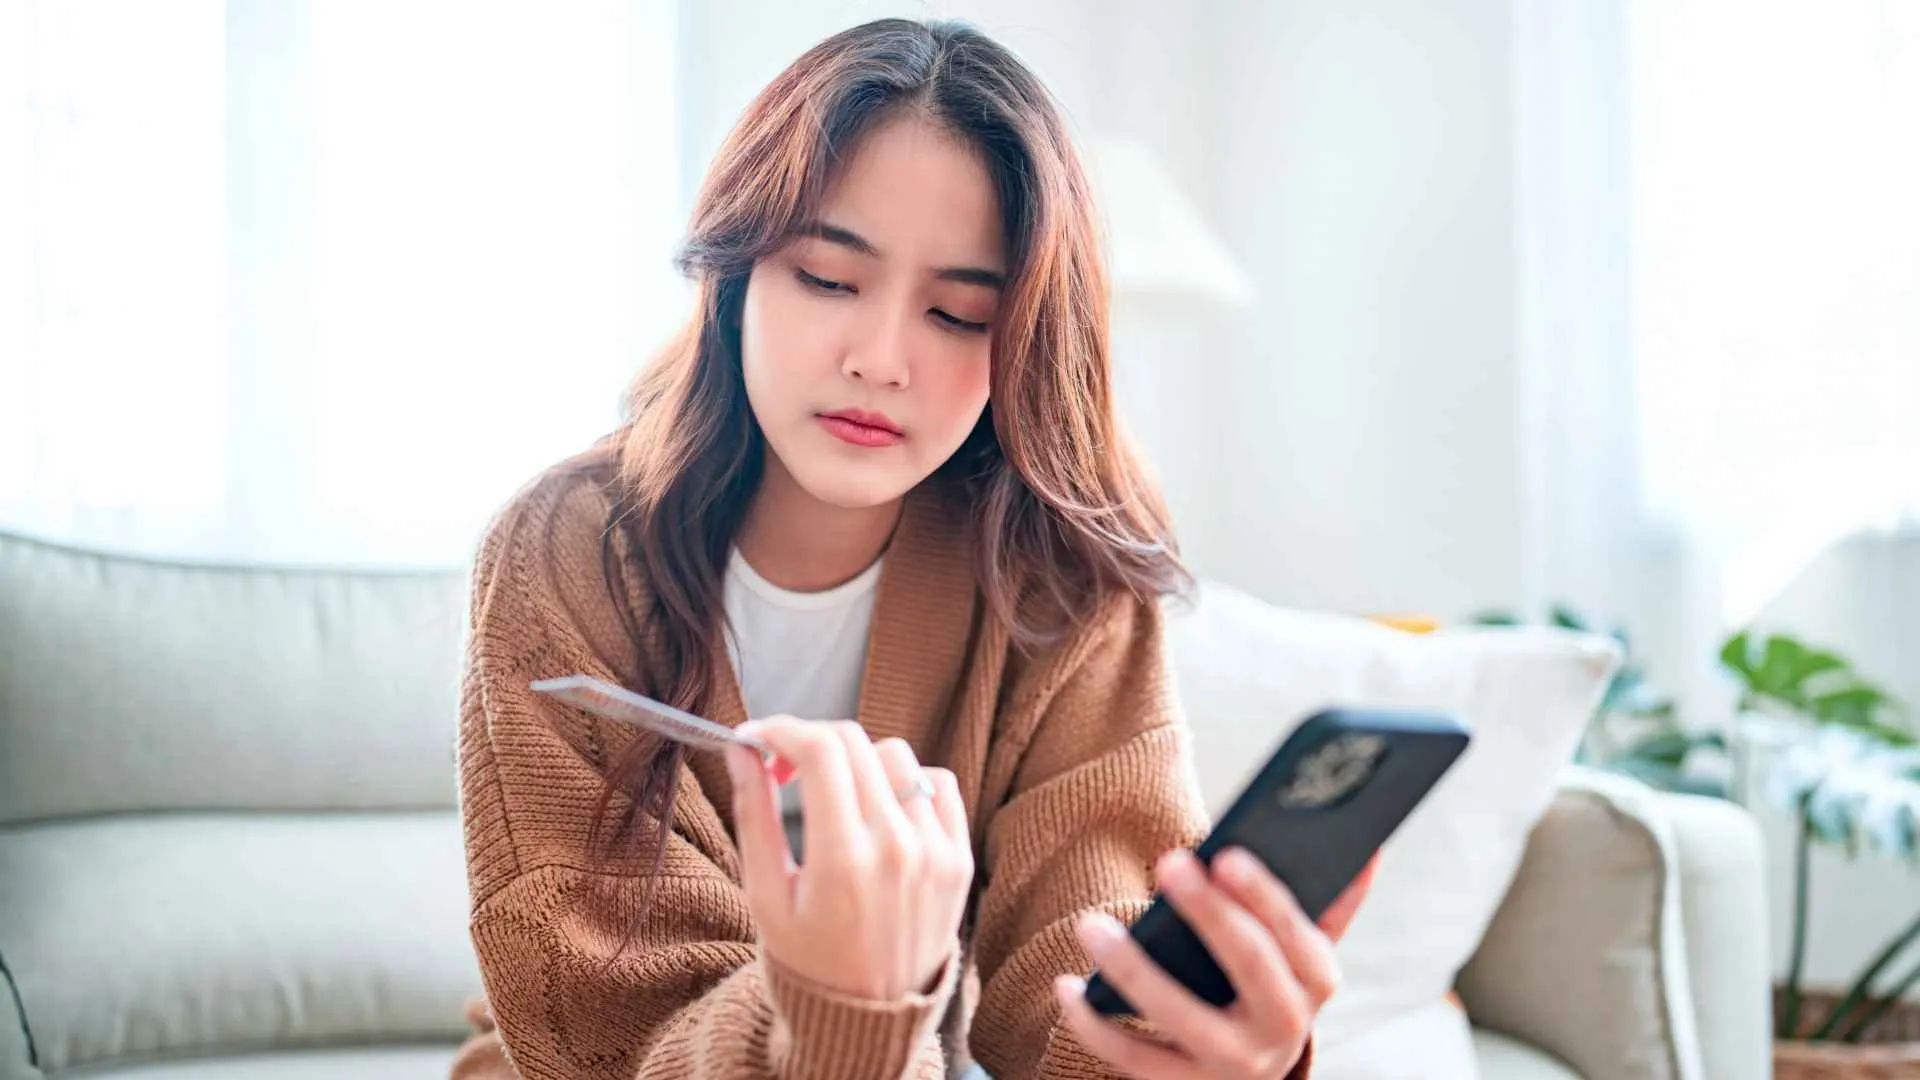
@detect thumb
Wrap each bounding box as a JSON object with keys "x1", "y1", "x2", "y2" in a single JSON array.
[
  {"x1": 727, "y1": 742, "x2": 794, "y2": 916},
  {"x1": 1317, "y1": 854, "x2": 1380, "y2": 943}
]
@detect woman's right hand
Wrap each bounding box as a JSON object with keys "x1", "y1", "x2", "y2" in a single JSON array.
[{"x1": 725, "y1": 717, "x2": 974, "y2": 1002}]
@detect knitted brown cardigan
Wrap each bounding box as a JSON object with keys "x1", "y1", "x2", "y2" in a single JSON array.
[{"x1": 451, "y1": 444, "x2": 1312, "y2": 1079}]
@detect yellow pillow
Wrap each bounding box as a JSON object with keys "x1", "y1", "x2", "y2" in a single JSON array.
[{"x1": 1369, "y1": 613, "x2": 1441, "y2": 634}]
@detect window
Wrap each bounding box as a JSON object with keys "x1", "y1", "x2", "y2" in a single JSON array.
[{"x1": 0, "y1": 0, "x2": 683, "y2": 565}]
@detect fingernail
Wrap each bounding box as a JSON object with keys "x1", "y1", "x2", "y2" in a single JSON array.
[
  {"x1": 1155, "y1": 850, "x2": 1197, "y2": 893},
  {"x1": 1076, "y1": 914, "x2": 1125, "y2": 960},
  {"x1": 1219, "y1": 847, "x2": 1261, "y2": 884},
  {"x1": 1054, "y1": 974, "x2": 1085, "y2": 1006}
]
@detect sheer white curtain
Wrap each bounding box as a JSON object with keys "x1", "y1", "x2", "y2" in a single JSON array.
[
  {"x1": 1517, "y1": 0, "x2": 1920, "y2": 716},
  {"x1": 1630, "y1": 0, "x2": 1920, "y2": 628},
  {"x1": 0, "y1": 0, "x2": 685, "y2": 567}
]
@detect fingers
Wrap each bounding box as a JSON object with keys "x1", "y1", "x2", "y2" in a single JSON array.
[
  {"x1": 832, "y1": 723, "x2": 915, "y2": 849},
  {"x1": 1317, "y1": 853, "x2": 1379, "y2": 942},
  {"x1": 1211, "y1": 847, "x2": 1345, "y2": 1006},
  {"x1": 876, "y1": 743, "x2": 973, "y2": 939},
  {"x1": 875, "y1": 738, "x2": 941, "y2": 841},
  {"x1": 725, "y1": 741, "x2": 793, "y2": 908},
  {"x1": 1071, "y1": 911, "x2": 1245, "y2": 1060},
  {"x1": 1154, "y1": 850, "x2": 1310, "y2": 1036},
  {"x1": 1054, "y1": 975, "x2": 1192, "y2": 1080},
  {"x1": 925, "y1": 765, "x2": 970, "y2": 851},
  {"x1": 741, "y1": 718, "x2": 862, "y2": 864}
]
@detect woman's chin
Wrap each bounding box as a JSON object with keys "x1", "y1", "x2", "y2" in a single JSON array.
[{"x1": 785, "y1": 461, "x2": 917, "y2": 513}]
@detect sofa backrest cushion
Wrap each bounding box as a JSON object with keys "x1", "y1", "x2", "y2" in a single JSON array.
[
  {"x1": 0, "y1": 530, "x2": 467, "y2": 821},
  {"x1": 0, "y1": 811, "x2": 480, "y2": 1072}
]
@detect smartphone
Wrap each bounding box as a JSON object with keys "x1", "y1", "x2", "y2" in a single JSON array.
[{"x1": 1083, "y1": 707, "x2": 1470, "y2": 1016}]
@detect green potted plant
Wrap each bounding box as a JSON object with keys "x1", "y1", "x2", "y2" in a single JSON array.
[
  {"x1": 1471, "y1": 608, "x2": 1919, "y2": 1073},
  {"x1": 1722, "y1": 631, "x2": 1920, "y2": 1078}
]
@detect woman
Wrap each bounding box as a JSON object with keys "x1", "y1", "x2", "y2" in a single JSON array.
[{"x1": 453, "y1": 17, "x2": 1372, "y2": 1080}]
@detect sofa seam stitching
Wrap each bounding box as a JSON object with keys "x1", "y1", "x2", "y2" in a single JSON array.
[{"x1": 0, "y1": 946, "x2": 40, "y2": 1072}]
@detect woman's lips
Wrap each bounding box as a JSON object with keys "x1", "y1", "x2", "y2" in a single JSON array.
[{"x1": 817, "y1": 410, "x2": 905, "y2": 448}]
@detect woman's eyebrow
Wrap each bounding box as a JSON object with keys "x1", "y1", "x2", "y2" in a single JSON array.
[
  {"x1": 798, "y1": 219, "x2": 1005, "y2": 292},
  {"x1": 937, "y1": 266, "x2": 1005, "y2": 291},
  {"x1": 799, "y1": 220, "x2": 880, "y2": 257}
]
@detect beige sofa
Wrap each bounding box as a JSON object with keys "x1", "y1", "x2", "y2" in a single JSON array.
[{"x1": 0, "y1": 529, "x2": 1771, "y2": 1079}]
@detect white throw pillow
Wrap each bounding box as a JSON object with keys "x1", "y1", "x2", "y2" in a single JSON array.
[{"x1": 1164, "y1": 581, "x2": 1620, "y2": 1078}]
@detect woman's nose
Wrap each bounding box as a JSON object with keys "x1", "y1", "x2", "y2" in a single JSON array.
[{"x1": 842, "y1": 305, "x2": 912, "y2": 388}]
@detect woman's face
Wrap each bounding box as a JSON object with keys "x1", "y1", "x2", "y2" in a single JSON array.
[{"x1": 741, "y1": 114, "x2": 1005, "y2": 511}]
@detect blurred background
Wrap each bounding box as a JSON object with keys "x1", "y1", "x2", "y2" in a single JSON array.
[{"x1": 3, "y1": 0, "x2": 1916, "y2": 1065}]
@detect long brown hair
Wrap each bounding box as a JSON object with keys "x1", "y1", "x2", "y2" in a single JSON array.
[{"x1": 587, "y1": 16, "x2": 1190, "y2": 939}]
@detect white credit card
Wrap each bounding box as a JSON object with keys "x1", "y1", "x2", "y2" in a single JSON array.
[{"x1": 530, "y1": 674, "x2": 771, "y2": 757}]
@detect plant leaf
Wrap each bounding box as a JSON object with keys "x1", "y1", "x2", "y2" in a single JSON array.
[
  {"x1": 1867, "y1": 722, "x2": 1917, "y2": 748},
  {"x1": 1811, "y1": 684, "x2": 1892, "y2": 725},
  {"x1": 1621, "y1": 730, "x2": 1700, "y2": 768},
  {"x1": 1601, "y1": 668, "x2": 1653, "y2": 714},
  {"x1": 1856, "y1": 791, "x2": 1918, "y2": 860},
  {"x1": 1791, "y1": 648, "x2": 1848, "y2": 684},
  {"x1": 1721, "y1": 630, "x2": 1755, "y2": 680},
  {"x1": 1549, "y1": 605, "x2": 1587, "y2": 632},
  {"x1": 1760, "y1": 636, "x2": 1811, "y2": 699},
  {"x1": 1806, "y1": 784, "x2": 1858, "y2": 847}
]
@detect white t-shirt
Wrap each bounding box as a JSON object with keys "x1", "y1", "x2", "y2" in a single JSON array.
[
  {"x1": 722, "y1": 549, "x2": 881, "y2": 857},
  {"x1": 722, "y1": 548, "x2": 880, "y2": 723}
]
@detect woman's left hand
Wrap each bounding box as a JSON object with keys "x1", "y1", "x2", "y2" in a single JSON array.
[{"x1": 1054, "y1": 848, "x2": 1378, "y2": 1079}]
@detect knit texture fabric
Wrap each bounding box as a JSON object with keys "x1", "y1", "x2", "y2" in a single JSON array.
[{"x1": 453, "y1": 443, "x2": 1313, "y2": 1080}]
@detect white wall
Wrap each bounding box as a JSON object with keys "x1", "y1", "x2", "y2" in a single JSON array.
[{"x1": 1190, "y1": 0, "x2": 1522, "y2": 619}]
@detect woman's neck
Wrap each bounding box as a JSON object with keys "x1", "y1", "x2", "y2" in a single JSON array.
[{"x1": 735, "y1": 455, "x2": 901, "y2": 593}]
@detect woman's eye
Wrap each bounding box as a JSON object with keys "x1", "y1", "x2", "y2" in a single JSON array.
[
  {"x1": 795, "y1": 268, "x2": 852, "y2": 294},
  {"x1": 932, "y1": 309, "x2": 990, "y2": 334}
]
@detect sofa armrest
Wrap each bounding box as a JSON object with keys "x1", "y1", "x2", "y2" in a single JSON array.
[
  {"x1": 1456, "y1": 768, "x2": 1768, "y2": 1080},
  {"x1": 1659, "y1": 786, "x2": 1772, "y2": 1080}
]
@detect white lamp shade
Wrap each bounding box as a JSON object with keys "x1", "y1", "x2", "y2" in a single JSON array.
[{"x1": 1083, "y1": 135, "x2": 1255, "y2": 306}]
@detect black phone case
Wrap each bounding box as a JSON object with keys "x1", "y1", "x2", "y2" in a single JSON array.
[{"x1": 1083, "y1": 707, "x2": 1470, "y2": 1016}]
